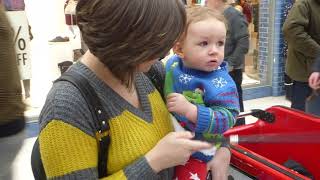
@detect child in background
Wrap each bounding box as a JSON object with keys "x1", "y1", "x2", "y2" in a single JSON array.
[{"x1": 164, "y1": 6, "x2": 240, "y2": 179}]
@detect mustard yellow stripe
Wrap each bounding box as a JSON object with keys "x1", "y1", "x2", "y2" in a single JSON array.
[
  {"x1": 102, "y1": 171, "x2": 127, "y2": 180},
  {"x1": 39, "y1": 120, "x2": 98, "y2": 178},
  {"x1": 107, "y1": 91, "x2": 173, "y2": 174}
]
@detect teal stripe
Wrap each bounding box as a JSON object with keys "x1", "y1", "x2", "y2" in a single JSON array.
[
  {"x1": 210, "y1": 106, "x2": 236, "y2": 128},
  {"x1": 223, "y1": 108, "x2": 235, "y2": 128},
  {"x1": 207, "y1": 109, "x2": 215, "y2": 133}
]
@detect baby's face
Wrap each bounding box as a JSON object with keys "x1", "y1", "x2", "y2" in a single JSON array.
[{"x1": 180, "y1": 18, "x2": 226, "y2": 72}]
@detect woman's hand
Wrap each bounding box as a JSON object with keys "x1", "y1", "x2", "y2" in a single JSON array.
[
  {"x1": 207, "y1": 147, "x2": 231, "y2": 180},
  {"x1": 309, "y1": 72, "x2": 320, "y2": 90},
  {"x1": 167, "y1": 93, "x2": 197, "y2": 123},
  {"x1": 145, "y1": 131, "x2": 211, "y2": 173}
]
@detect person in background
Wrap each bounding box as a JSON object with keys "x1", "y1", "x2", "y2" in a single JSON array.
[
  {"x1": 0, "y1": 0, "x2": 31, "y2": 100},
  {"x1": 165, "y1": 6, "x2": 239, "y2": 180},
  {"x1": 49, "y1": 0, "x2": 86, "y2": 61},
  {"x1": 64, "y1": 0, "x2": 78, "y2": 39},
  {"x1": 48, "y1": 0, "x2": 77, "y2": 43},
  {"x1": 239, "y1": 0, "x2": 252, "y2": 23},
  {"x1": 234, "y1": 4, "x2": 243, "y2": 13},
  {"x1": 309, "y1": 56, "x2": 320, "y2": 90},
  {"x1": 207, "y1": 0, "x2": 249, "y2": 126},
  {"x1": 0, "y1": 5, "x2": 26, "y2": 179},
  {"x1": 307, "y1": 56, "x2": 320, "y2": 116},
  {"x1": 37, "y1": 0, "x2": 212, "y2": 179},
  {"x1": 283, "y1": 0, "x2": 320, "y2": 111},
  {"x1": 64, "y1": 0, "x2": 85, "y2": 60}
]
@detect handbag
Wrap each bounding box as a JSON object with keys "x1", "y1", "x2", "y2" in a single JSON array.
[
  {"x1": 64, "y1": 0, "x2": 77, "y2": 25},
  {"x1": 305, "y1": 90, "x2": 320, "y2": 117}
]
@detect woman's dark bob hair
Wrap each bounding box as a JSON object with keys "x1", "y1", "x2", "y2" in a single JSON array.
[{"x1": 77, "y1": 0, "x2": 186, "y2": 87}]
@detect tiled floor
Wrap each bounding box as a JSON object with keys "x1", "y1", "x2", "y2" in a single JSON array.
[
  {"x1": 243, "y1": 96, "x2": 290, "y2": 111},
  {"x1": 12, "y1": 137, "x2": 36, "y2": 180},
  {"x1": 243, "y1": 96, "x2": 291, "y2": 124}
]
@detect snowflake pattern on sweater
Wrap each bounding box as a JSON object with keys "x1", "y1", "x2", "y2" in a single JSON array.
[{"x1": 212, "y1": 77, "x2": 227, "y2": 88}]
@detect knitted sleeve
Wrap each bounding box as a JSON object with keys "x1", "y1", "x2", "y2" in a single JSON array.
[
  {"x1": 195, "y1": 83, "x2": 239, "y2": 134},
  {"x1": 144, "y1": 61, "x2": 166, "y2": 97},
  {"x1": 196, "y1": 103, "x2": 239, "y2": 134},
  {"x1": 313, "y1": 56, "x2": 320, "y2": 72}
]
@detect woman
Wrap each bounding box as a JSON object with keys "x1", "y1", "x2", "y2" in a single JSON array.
[{"x1": 37, "y1": 0, "x2": 217, "y2": 179}]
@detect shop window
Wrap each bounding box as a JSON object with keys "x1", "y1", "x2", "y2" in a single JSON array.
[{"x1": 243, "y1": 0, "x2": 260, "y2": 87}]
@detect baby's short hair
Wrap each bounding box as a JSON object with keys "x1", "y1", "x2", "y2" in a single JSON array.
[{"x1": 179, "y1": 6, "x2": 227, "y2": 42}]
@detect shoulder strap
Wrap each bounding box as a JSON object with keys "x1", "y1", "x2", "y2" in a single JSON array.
[
  {"x1": 54, "y1": 71, "x2": 109, "y2": 178},
  {"x1": 144, "y1": 61, "x2": 166, "y2": 99}
]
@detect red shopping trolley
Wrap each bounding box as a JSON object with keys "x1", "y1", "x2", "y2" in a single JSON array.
[{"x1": 224, "y1": 106, "x2": 320, "y2": 180}]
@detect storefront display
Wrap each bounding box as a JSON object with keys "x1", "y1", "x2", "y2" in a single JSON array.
[{"x1": 243, "y1": 0, "x2": 260, "y2": 87}]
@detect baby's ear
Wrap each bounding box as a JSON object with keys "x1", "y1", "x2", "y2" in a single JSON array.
[{"x1": 173, "y1": 42, "x2": 184, "y2": 59}]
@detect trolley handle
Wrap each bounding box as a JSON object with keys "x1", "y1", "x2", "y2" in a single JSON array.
[{"x1": 237, "y1": 109, "x2": 275, "y2": 123}]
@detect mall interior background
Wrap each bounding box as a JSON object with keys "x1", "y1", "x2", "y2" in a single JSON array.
[
  {"x1": 21, "y1": 0, "x2": 296, "y2": 107},
  {"x1": 5, "y1": 1, "x2": 296, "y2": 178}
]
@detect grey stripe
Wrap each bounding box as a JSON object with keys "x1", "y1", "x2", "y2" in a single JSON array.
[
  {"x1": 48, "y1": 168, "x2": 98, "y2": 180},
  {"x1": 39, "y1": 62, "x2": 159, "y2": 134},
  {"x1": 125, "y1": 157, "x2": 174, "y2": 180}
]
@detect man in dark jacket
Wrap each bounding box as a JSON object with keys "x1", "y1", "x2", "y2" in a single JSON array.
[
  {"x1": 283, "y1": 0, "x2": 320, "y2": 111},
  {"x1": 207, "y1": 0, "x2": 249, "y2": 126},
  {"x1": 0, "y1": 5, "x2": 26, "y2": 179}
]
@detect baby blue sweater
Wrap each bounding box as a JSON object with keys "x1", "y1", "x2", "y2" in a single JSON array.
[{"x1": 164, "y1": 55, "x2": 240, "y2": 162}]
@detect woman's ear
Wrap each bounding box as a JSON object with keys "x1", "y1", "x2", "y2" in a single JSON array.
[{"x1": 173, "y1": 42, "x2": 184, "y2": 59}]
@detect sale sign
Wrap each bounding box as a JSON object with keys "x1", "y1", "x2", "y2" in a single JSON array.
[{"x1": 6, "y1": 11, "x2": 31, "y2": 80}]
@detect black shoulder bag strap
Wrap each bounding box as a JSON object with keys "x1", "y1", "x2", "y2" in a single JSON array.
[{"x1": 55, "y1": 71, "x2": 109, "y2": 178}]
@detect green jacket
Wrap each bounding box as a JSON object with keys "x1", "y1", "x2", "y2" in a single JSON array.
[
  {"x1": 283, "y1": 0, "x2": 320, "y2": 82},
  {"x1": 0, "y1": 6, "x2": 25, "y2": 126}
]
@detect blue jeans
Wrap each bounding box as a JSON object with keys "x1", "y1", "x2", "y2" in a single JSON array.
[{"x1": 291, "y1": 81, "x2": 312, "y2": 111}]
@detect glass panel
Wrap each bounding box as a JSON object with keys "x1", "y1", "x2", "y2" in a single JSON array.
[{"x1": 242, "y1": 0, "x2": 261, "y2": 87}]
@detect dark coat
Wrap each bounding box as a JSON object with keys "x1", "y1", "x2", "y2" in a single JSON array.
[
  {"x1": 283, "y1": 0, "x2": 320, "y2": 82},
  {"x1": 224, "y1": 6, "x2": 249, "y2": 70},
  {"x1": 0, "y1": 7, "x2": 25, "y2": 136},
  {"x1": 313, "y1": 56, "x2": 320, "y2": 72}
]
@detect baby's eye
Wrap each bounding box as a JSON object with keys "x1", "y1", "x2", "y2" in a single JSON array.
[
  {"x1": 199, "y1": 41, "x2": 208, "y2": 47},
  {"x1": 218, "y1": 41, "x2": 225, "y2": 46}
]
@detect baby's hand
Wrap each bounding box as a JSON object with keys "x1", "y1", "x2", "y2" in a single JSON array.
[{"x1": 166, "y1": 93, "x2": 197, "y2": 123}]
